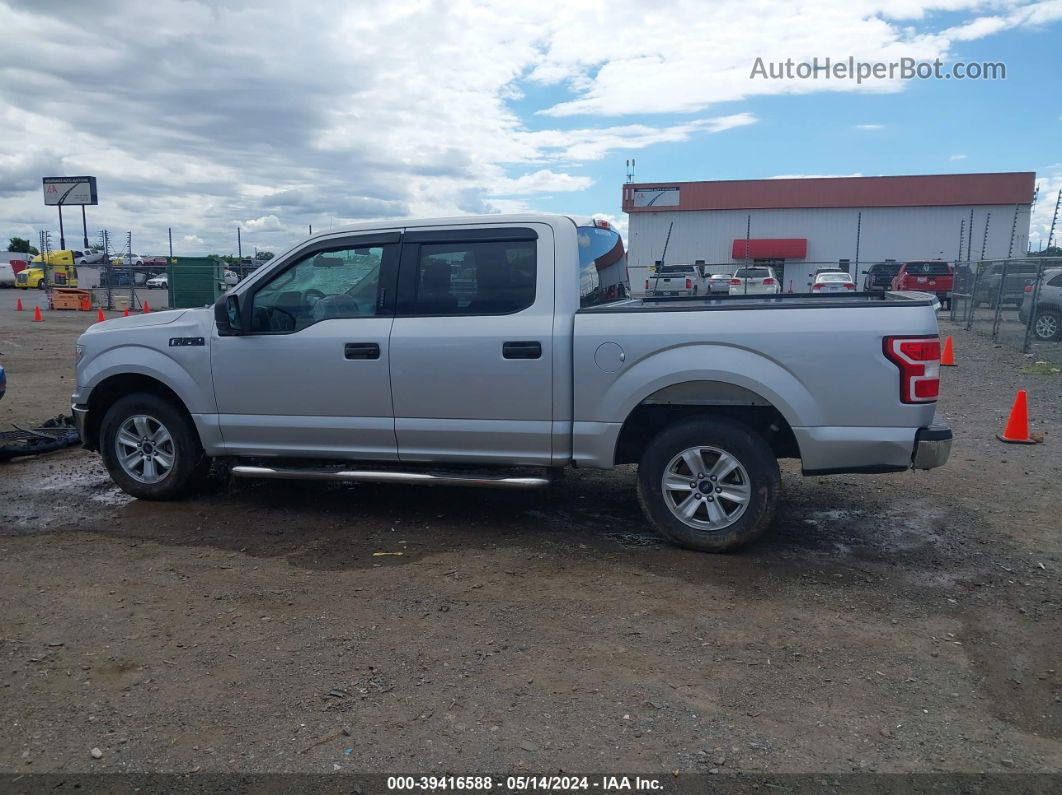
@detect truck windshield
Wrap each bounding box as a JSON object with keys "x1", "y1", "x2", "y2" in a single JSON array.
[{"x1": 578, "y1": 224, "x2": 627, "y2": 308}]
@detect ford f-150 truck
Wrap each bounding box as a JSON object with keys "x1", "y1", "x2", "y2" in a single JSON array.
[{"x1": 72, "y1": 214, "x2": 951, "y2": 552}]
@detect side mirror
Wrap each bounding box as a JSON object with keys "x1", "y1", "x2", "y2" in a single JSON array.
[{"x1": 215, "y1": 294, "x2": 243, "y2": 335}]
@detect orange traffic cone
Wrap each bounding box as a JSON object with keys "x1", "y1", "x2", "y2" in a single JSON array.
[
  {"x1": 16, "y1": 297, "x2": 23, "y2": 311},
  {"x1": 97, "y1": 307, "x2": 105, "y2": 322},
  {"x1": 123, "y1": 308, "x2": 129, "y2": 317},
  {"x1": 33, "y1": 305, "x2": 43, "y2": 322},
  {"x1": 143, "y1": 301, "x2": 150, "y2": 313},
  {"x1": 940, "y1": 335, "x2": 956, "y2": 366},
  {"x1": 997, "y1": 390, "x2": 1039, "y2": 444}
]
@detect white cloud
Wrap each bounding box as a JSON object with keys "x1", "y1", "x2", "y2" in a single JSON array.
[
  {"x1": 183, "y1": 234, "x2": 204, "y2": 245},
  {"x1": 491, "y1": 170, "x2": 594, "y2": 195},
  {"x1": 241, "y1": 215, "x2": 285, "y2": 233},
  {"x1": 1031, "y1": 168, "x2": 1062, "y2": 250},
  {"x1": 949, "y1": 153, "x2": 968, "y2": 161},
  {"x1": 854, "y1": 124, "x2": 884, "y2": 130}
]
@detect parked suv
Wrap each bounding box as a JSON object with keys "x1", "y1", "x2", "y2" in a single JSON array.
[
  {"x1": 973, "y1": 260, "x2": 1039, "y2": 308},
  {"x1": 1019, "y1": 267, "x2": 1062, "y2": 341},
  {"x1": 863, "y1": 262, "x2": 901, "y2": 293}
]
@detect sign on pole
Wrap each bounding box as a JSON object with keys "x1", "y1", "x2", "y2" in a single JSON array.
[{"x1": 42, "y1": 176, "x2": 98, "y2": 206}]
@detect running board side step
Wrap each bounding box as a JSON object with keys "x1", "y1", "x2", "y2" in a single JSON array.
[{"x1": 229, "y1": 465, "x2": 551, "y2": 489}]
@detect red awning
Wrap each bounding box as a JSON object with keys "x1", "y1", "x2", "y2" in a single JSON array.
[{"x1": 731, "y1": 238, "x2": 807, "y2": 259}]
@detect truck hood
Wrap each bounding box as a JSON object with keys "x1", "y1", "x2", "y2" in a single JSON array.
[{"x1": 84, "y1": 308, "x2": 190, "y2": 332}]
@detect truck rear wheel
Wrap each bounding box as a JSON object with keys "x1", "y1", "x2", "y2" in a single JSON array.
[
  {"x1": 637, "y1": 416, "x2": 780, "y2": 552},
  {"x1": 99, "y1": 393, "x2": 210, "y2": 500}
]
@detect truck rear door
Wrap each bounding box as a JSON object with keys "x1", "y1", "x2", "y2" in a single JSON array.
[{"x1": 388, "y1": 223, "x2": 556, "y2": 466}]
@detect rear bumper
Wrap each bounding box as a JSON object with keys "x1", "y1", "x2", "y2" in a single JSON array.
[
  {"x1": 912, "y1": 423, "x2": 953, "y2": 470},
  {"x1": 796, "y1": 421, "x2": 952, "y2": 475}
]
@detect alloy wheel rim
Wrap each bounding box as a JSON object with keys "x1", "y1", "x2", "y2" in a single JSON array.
[
  {"x1": 661, "y1": 446, "x2": 752, "y2": 531},
  {"x1": 116, "y1": 415, "x2": 175, "y2": 484},
  {"x1": 1035, "y1": 314, "x2": 1058, "y2": 339}
]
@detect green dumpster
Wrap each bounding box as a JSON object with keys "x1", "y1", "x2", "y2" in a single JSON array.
[{"x1": 167, "y1": 257, "x2": 225, "y2": 309}]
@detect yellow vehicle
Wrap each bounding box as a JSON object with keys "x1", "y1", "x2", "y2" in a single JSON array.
[{"x1": 15, "y1": 251, "x2": 79, "y2": 289}]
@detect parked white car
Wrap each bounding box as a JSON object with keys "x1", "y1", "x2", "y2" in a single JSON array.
[
  {"x1": 707, "y1": 273, "x2": 733, "y2": 294},
  {"x1": 812, "y1": 271, "x2": 855, "y2": 293},
  {"x1": 146, "y1": 273, "x2": 168, "y2": 289},
  {"x1": 729, "y1": 266, "x2": 780, "y2": 295},
  {"x1": 0, "y1": 262, "x2": 16, "y2": 287}
]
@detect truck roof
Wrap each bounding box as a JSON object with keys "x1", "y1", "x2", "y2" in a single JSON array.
[{"x1": 304, "y1": 214, "x2": 590, "y2": 241}]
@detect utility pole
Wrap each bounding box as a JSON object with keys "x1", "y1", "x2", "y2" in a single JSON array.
[
  {"x1": 237, "y1": 226, "x2": 242, "y2": 259},
  {"x1": 1047, "y1": 188, "x2": 1061, "y2": 252},
  {"x1": 1007, "y1": 205, "x2": 1019, "y2": 258},
  {"x1": 81, "y1": 205, "x2": 89, "y2": 250},
  {"x1": 168, "y1": 227, "x2": 174, "y2": 262},
  {"x1": 854, "y1": 211, "x2": 862, "y2": 285}
]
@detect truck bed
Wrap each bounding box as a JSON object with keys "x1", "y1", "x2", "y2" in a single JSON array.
[{"x1": 580, "y1": 291, "x2": 934, "y2": 313}]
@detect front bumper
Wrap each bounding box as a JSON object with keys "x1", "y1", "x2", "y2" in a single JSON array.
[
  {"x1": 71, "y1": 401, "x2": 90, "y2": 446},
  {"x1": 912, "y1": 423, "x2": 952, "y2": 470}
]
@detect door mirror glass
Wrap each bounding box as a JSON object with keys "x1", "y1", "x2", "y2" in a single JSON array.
[{"x1": 215, "y1": 294, "x2": 242, "y2": 335}]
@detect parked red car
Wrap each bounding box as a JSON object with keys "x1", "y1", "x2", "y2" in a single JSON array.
[{"x1": 890, "y1": 261, "x2": 954, "y2": 309}]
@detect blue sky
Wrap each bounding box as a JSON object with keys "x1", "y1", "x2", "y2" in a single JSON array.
[{"x1": 1, "y1": 0, "x2": 1059, "y2": 255}]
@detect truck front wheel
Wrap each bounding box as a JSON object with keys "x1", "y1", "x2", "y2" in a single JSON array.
[
  {"x1": 99, "y1": 392, "x2": 210, "y2": 500},
  {"x1": 637, "y1": 416, "x2": 780, "y2": 552}
]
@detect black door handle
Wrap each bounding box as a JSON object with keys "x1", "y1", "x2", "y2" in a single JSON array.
[
  {"x1": 344, "y1": 342, "x2": 380, "y2": 360},
  {"x1": 502, "y1": 341, "x2": 542, "y2": 359}
]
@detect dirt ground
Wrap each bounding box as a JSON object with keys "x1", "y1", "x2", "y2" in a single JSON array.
[{"x1": 1, "y1": 294, "x2": 1060, "y2": 777}]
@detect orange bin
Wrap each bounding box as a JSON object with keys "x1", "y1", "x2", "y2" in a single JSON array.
[{"x1": 51, "y1": 288, "x2": 93, "y2": 311}]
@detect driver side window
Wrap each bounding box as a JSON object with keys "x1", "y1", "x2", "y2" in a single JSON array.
[{"x1": 251, "y1": 245, "x2": 387, "y2": 333}]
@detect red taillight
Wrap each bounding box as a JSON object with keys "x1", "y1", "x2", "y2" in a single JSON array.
[
  {"x1": 645, "y1": 279, "x2": 650, "y2": 290},
  {"x1": 844, "y1": 283, "x2": 855, "y2": 290},
  {"x1": 685, "y1": 278, "x2": 692, "y2": 289},
  {"x1": 1024, "y1": 284, "x2": 1032, "y2": 293},
  {"x1": 883, "y1": 336, "x2": 941, "y2": 404},
  {"x1": 812, "y1": 283, "x2": 824, "y2": 289},
  {"x1": 729, "y1": 278, "x2": 741, "y2": 285},
  {"x1": 762, "y1": 277, "x2": 776, "y2": 286}
]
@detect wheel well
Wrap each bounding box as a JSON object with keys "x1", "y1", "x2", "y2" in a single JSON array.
[
  {"x1": 613, "y1": 390, "x2": 800, "y2": 466},
  {"x1": 84, "y1": 374, "x2": 190, "y2": 451}
]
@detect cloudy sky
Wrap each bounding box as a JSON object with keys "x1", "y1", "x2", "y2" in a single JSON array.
[{"x1": 1, "y1": 0, "x2": 1060, "y2": 257}]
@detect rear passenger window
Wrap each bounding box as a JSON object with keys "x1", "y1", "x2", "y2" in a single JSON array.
[{"x1": 412, "y1": 240, "x2": 536, "y2": 315}]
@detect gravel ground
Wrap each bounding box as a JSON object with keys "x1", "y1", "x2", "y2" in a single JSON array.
[{"x1": 0, "y1": 307, "x2": 1060, "y2": 777}]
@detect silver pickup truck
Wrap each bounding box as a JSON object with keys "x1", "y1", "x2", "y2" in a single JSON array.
[{"x1": 73, "y1": 214, "x2": 951, "y2": 552}]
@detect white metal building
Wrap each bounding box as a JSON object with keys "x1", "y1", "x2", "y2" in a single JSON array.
[{"x1": 623, "y1": 172, "x2": 1036, "y2": 293}]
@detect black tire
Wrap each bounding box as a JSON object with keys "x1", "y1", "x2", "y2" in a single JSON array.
[
  {"x1": 99, "y1": 392, "x2": 210, "y2": 500},
  {"x1": 1033, "y1": 309, "x2": 1061, "y2": 341},
  {"x1": 636, "y1": 416, "x2": 780, "y2": 552}
]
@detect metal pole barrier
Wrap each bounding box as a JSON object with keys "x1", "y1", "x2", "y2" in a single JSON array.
[
  {"x1": 1022, "y1": 260, "x2": 1045, "y2": 353},
  {"x1": 57, "y1": 205, "x2": 66, "y2": 250},
  {"x1": 991, "y1": 259, "x2": 1007, "y2": 342},
  {"x1": 81, "y1": 205, "x2": 89, "y2": 250}
]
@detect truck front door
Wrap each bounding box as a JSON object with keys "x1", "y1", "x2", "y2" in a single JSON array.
[
  {"x1": 210, "y1": 233, "x2": 400, "y2": 459},
  {"x1": 388, "y1": 224, "x2": 555, "y2": 465}
]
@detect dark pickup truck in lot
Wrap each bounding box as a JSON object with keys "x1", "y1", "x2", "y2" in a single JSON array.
[{"x1": 863, "y1": 262, "x2": 901, "y2": 293}]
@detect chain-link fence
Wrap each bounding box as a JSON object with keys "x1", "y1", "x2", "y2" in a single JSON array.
[{"x1": 949, "y1": 257, "x2": 1062, "y2": 363}]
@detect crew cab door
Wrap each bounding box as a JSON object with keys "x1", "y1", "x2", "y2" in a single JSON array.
[
  {"x1": 210, "y1": 233, "x2": 400, "y2": 458},
  {"x1": 388, "y1": 224, "x2": 555, "y2": 465}
]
